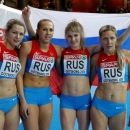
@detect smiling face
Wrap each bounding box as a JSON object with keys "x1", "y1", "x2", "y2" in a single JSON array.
[
  {"x1": 65, "y1": 20, "x2": 85, "y2": 50},
  {"x1": 5, "y1": 24, "x2": 25, "y2": 49},
  {"x1": 66, "y1": 30, "x2": 81, "y2": 50},
  {"x1": 36, "y1": 20, "x2": 54, "y2": 44}
]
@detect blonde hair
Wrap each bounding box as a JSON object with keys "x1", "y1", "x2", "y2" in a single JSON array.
[
  {"x1": 5, "y1": 19, "x2": 26, "y2": 33},
  {"x1": 99, "y1": 25, "x2": 125, "y2": 70},
  {"x1": 65, "y1": 20, "x2": 85, "y2": 50},
  {"x1": 5, "y1": 19, "x2": 26, "y2": 50}
]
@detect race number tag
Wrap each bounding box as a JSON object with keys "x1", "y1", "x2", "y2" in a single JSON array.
[
  {"x1": 100, "y1": 61, "x2": 125, "y2": 83},
  {"x1": 29, "y1": 53, "x2": 54, "y2": 76},
  {"x1": 64, "y1": 54, "x2": 87, "y2": 74},
  {"x1": 0, "y1": 53, "x2": 21, "y2": 78}
]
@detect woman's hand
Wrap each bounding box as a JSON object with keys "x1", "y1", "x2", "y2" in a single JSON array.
[
  {"x1": 20, "y1": 101, "x2": 30, "y2": 120},
  {"x1": 22, "y1": 6, "x2": 31, "y2": 20}
]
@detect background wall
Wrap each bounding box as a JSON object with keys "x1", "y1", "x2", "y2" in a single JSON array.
[
  {"x1": 103, "y1": 0, "x2": 124, "y2": 12},
  {"x1": 0, "y1": 0, "x2": 128, "y2": 12},
  {"x1": 70, "y1": 0, "x2": 125, "y2": 12},
  {"x1": 71, "y1": 0, "x2": 100, "y2": 12}
]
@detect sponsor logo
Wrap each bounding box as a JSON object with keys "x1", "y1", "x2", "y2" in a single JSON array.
[
  {"x1": 85, "y1": 104, "x2": 90, "y2": 107},
  {"x1": 3, "y1": 51, "x2": 8, "y2": 54},
  {"x1": 101, "y1": 61, "x2": 118, "y2": 68},
  {"x1": 3, "y1": 52, "x2": 18, "y2": 62},
  {"x1": 13, "y1": 97, "x2": 17, "y2": 101},
  {"x1": 116, "y1": 107, "x2": 122, "y2": 109},
  {"x1": 33, "y1": 52, "x2": 53, "y2": 62},
  {"x1": 49, "y1": 97, "x2": 52, "y2": 100},
  {"x1": 81, "y1": 55, "x2": 87, "y2": 60},
  {"x1": 102, "y1": 58, "x2": 108, "y2": 62},
  {"x1": 64, "y1": 54, "x2": 81, "y2": 60}
]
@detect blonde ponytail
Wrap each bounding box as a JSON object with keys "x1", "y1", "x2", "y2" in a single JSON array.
[{"x1": 116, "y1": 47, "x2": 125, "y2": 70}]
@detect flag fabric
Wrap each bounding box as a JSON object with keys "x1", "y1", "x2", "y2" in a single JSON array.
[
  {"x1": 29, "y1": 6, "x2": 130, "y2": 49},
  {"x1": 29, "y1": 6, "x2": 130, "y2": 91},
  {"x1": 0, "y1": 4, "x2": 130, "y2": 94},
  {"x1": 1, "y1": 4, "x2": 130, "y2": 48}
]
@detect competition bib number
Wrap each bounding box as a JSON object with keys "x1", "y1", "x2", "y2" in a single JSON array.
[
  {"x1": 0, "y1": 53, "x2": 21, "y2": 78},
  {"x1": 64, "y1": 54, "x2": 87, "y2": 74},
  {"x1": 29, "y1": 53, "x2": 54, "y2": 76},
  {"x1": 100, "y1": 61, "x2": 125, "y2": 83}
]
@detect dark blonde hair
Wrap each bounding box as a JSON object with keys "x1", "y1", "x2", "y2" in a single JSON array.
[
  {"x1": 99, "y1": 25, "x2": 125, "y2": 70},
  {"x1": 65, "y1": 20, "x2": 85, "y2": 50},
  {"x1": 5, "y1": 19, "x2": 26, "y2": 33},
  {"x1": 36, "y1": 19, "x2": 54, "y2": 40},
  {"x1": 4, "y1": 19, "x2": 26, "y2": 50}
]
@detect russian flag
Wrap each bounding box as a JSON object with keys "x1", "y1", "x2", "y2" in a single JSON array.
[
  {"x1": 0, "y1": 4, "x2": 130, "y2": 94},
  {"x1": 29, "y1": 6, "x2": 130, "y2": 91},
  {"x1": 29, "y1": 6, "x2": 130, "y2": 50},
  {"x1": 1, "y1": 4, "x2": 130, "y2": 49}
]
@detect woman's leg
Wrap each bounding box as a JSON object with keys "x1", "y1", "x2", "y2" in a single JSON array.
[
  {"x1": 60, "y1": 108, "x2": 76, "y2": 130},
  {"x1": 90, "y1": 106, "x2": 108, "y2": 130},
  {"x1": 4, "y1": 104, "x2": 20, "y2": 130},
  {"x1": 0, "y1": 111, "x2": 5, "y2": 130},
  {"x1": 77, "y1": 109, "x2": 90, "y2": 130},
  {"x1": 39, "y1": 103, "x2": 53, "y2": 130},
  {"x1": 109, "y1": 111, "x2": 126, "y2": 130},
  {"x1": 22, "y1": 104, "x2": 39, "y2": 130}
]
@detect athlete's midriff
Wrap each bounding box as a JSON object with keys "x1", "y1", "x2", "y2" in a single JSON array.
[
  {"x1": 23, "y1": 72, "x2": 50, "y2": 88},
  {"x1": 62, "y1": 76, "x2": 90, "y2": 96},
  {"x1": 95, "y1": 82, "x2": 127, "y2": 102},
  {"x1": 0, "y1": 78, "x2": 17, "y2": 98}
]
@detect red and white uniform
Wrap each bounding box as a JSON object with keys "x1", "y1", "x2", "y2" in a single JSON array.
[
  {"x1": 25, "y1": 40, "x2": 57, "y2": 77},
  {"x1": 97, "y1": 50, "x2": 129, "y2": 83},
  {"x1": 0, "y1": 42, "x2": 21, "y2": 79},
  {"x1": 62, "y1": 47, "x2": 90, "y2": 77}
]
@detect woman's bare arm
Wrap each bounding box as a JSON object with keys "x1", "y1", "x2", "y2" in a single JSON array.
[{"x1": 22, "y1": 6, "x2": 36, "y2": 39}]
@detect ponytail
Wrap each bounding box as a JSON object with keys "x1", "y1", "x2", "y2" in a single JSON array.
[{"x1": 116, "y1": 47, "x2": 125, "y2": 70}]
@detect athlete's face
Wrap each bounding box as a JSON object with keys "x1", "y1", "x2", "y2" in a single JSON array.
[
  {"x1": 100, "y1": 31, "x2": 117, "y2": 55},
  {"x1": 5, "y1": 24, "x2": 25, "y2": 49},
  {"x1": 37, "y1": 21, "x2": 54, "y2": 44},
  {"x1": 66, "y1": 30, "x2": 81, "y2": 50}
]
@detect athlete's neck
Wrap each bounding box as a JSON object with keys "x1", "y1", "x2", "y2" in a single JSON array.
[
  {"x1": 37, "y1": 41, "x2": 50, "y2": 52},
  {"x1": 104, "y1": 49, "x2": 116, "y2": 56},
  {"x1": 71, "y1": 46, "x2": 81, "y2": 50},
  {"x1": 3, "y1": 40, "x2": 15, "y2": 50}
]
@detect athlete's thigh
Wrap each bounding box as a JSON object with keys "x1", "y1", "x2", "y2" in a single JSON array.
[
  {"x1": 90, "y1": 106, "x2": 108, "y2": 130},
  {"x1": 39, "y1": 103, "x2": 53, "y2": 130},
  {"x1": 109, "y1": 111, "x2": 126, "y2": 130},
  {"x1": 60, "y1": 108, "x2": 76, "y2": 130},
  {"x1": 4, "y1": 104, "x2": 20, "y2": 130},
  {"x1": 22, "y1": 104, "x2": 39, "y2": 130},
  {"x1": 77, "y1": 109, "x2": 90, "y2": 130},
  {"x1": 0, "y1": 111, "x2": 5, "y2": 130}
]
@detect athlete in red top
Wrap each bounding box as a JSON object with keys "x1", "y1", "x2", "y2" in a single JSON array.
[
  {"x1": 60, "y1": 20, "x2": 130, "y2": 130},
  {"x1": 90, "y1": 25, "x2": 130, "y2": 130},
  {"x1": 17, "y1": 7, "x2": 63, "y2": 130},
  {"x1": 20, "y1": 6, "x2": 130, "y2": 130},
  {"x1": 0, "y1": 19, "x2": 25, "y2": 130}
]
